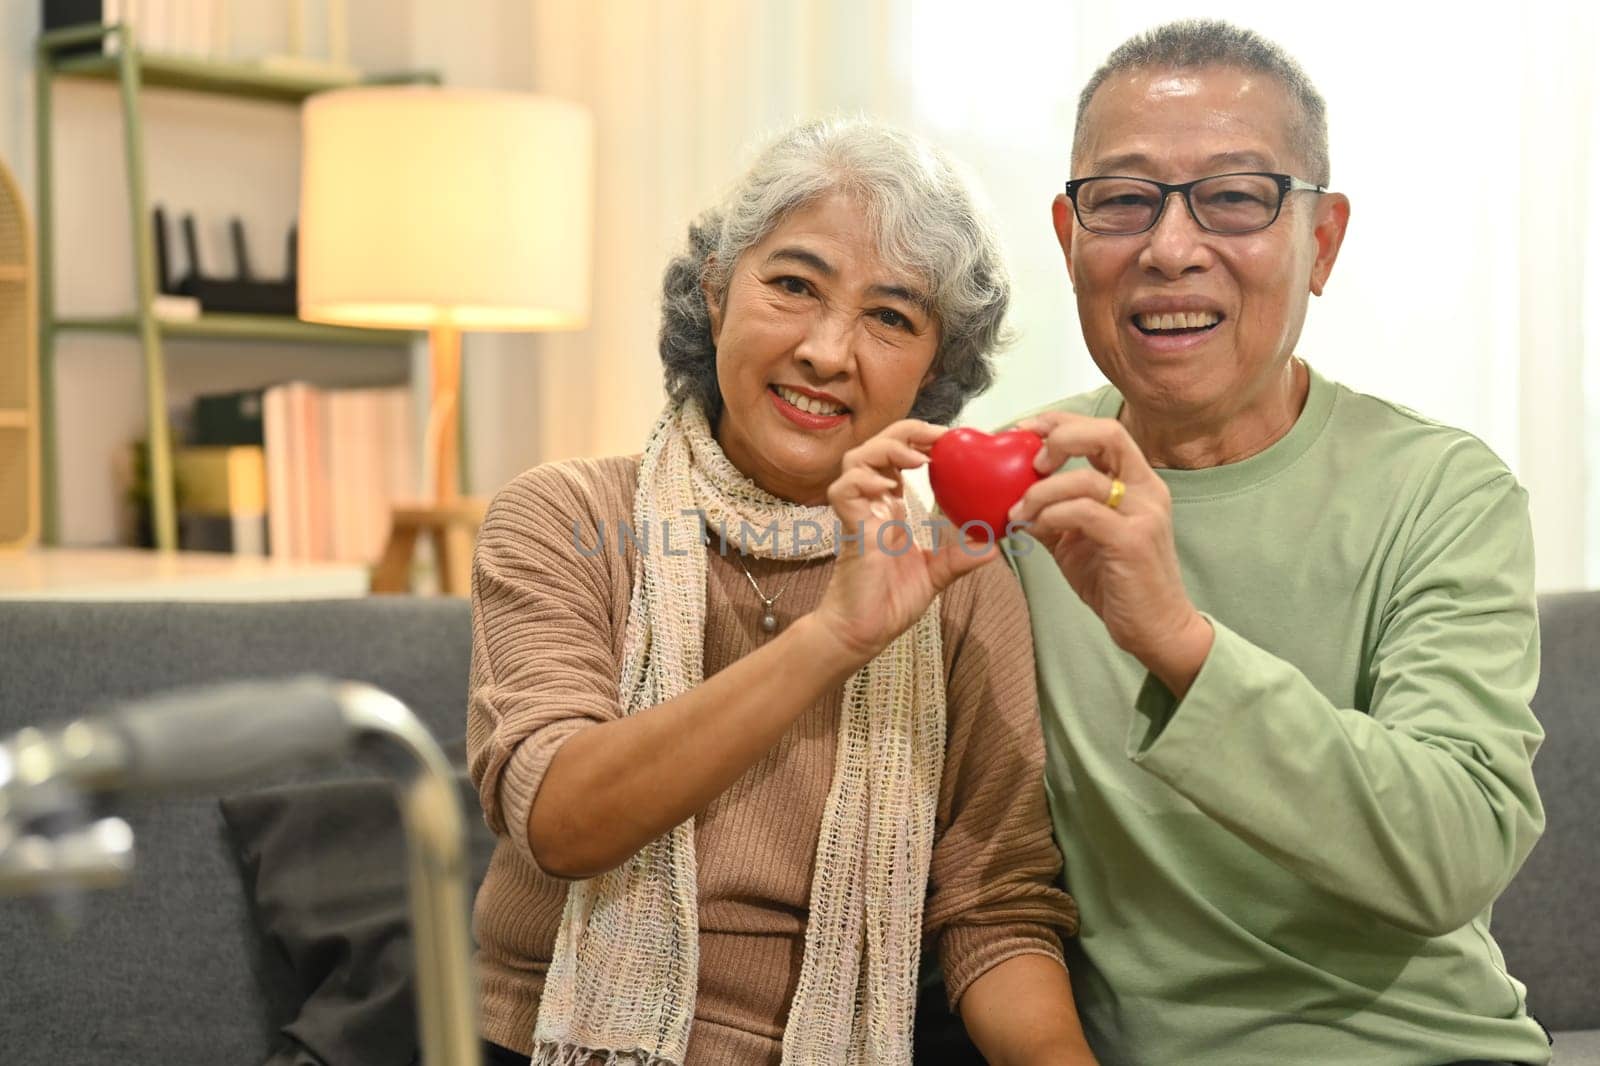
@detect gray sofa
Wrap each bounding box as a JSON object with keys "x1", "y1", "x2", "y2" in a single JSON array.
[{"x1": 0, "y1": 593, "x2": 1595, "y2": 1065}]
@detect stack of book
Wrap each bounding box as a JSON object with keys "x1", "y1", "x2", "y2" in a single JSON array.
[
  {"x1": 174, "y1": 443, "x2": 267, "y2": 555},
  {"x1": 177, "y1": 383, "x2": 416, "y2": 563},
  {"x1": 43, "y1": 1, "x2": 229, "y2": 58}
]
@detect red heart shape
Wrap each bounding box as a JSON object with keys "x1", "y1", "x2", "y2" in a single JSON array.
[{"x1": 928, "y1": 428, "x2": 1045, "y2": 541}]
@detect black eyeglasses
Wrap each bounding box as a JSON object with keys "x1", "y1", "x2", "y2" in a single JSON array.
[{"x1": 1063, "y1": 171, "x2": 1327, "y2": 236}]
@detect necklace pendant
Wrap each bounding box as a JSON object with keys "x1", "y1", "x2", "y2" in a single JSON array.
[{"x1": 760, "y1": 610, "x2": 778, "y2": 634}]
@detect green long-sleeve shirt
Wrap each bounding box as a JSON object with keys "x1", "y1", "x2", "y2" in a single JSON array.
[{"x1": 1006, "y1": 365, "x2": 1551, "y2": 1066}]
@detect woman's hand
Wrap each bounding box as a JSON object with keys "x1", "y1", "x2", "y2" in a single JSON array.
[
  {"x1": 1008, "y1": 411, "x2": 1213, "y2": 697},
  {"x1": 814, "y1": 419, "x2": 997, "y2": 665}
]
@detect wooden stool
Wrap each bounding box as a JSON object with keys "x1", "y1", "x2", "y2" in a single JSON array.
[{"x1": 370, "y1": 498, "x2": 487, "y2": 596}]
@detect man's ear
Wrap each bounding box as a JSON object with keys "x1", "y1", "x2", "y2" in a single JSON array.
[
  {"x1": 701, "y1": 260, "x2": 724, "y2": 344},
  {"x1": 1309, "y1": 193, "x2": 1350, "y2": 297},
  {"x1": 1051, "y1": 194, "x2": 1077, "y2": 289}
]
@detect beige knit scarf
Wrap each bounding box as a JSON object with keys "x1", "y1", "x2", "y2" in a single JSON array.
[{"x1": 530, "y1": 398, "x2": 947, "y2": 1066}]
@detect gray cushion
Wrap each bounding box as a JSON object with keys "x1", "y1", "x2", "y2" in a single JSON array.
[
  {"x1": 1494, "y1": 591, "x2": 1600, "y2": 1032},
  {"x1": 220, "y1": 772, "x2": 496, "y2": 1066},
  {"x1": 0, "y1": 598, "x2": 472, "y2": 1066}
]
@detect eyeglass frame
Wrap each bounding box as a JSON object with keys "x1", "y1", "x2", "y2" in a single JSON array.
[{"x1": 1061, "y1": 171, "x2": 1328, "y2": 236}]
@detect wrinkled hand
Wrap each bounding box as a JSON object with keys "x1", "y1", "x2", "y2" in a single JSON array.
[
  {"x1": 1009, "y1": 411, "x2": 1213, "y2": 694},
  {"x1": 814, "y1": 420, "x2": 997, "y2": 665}
]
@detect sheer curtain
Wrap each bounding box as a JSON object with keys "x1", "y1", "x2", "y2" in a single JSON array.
[
  {"x1": 514, "y1": 0, "x2": 908, "y2": 470},
  {"x1": 889, "y1": 0, "x2": 1597, "y2": 591},
  {"x1": 512, "y1": 0, "x2": 1596, "y2": 591}
]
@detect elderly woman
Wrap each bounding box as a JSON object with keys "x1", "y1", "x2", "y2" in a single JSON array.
[{"x1": 468, "y1": 118, "x2": 1094, "y2": 1066}]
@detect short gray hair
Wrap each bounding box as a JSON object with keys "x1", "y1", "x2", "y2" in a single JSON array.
[
  {"x1": 1073, "y1": 19, "x2": 1330, "y2": 185},
  {"x1": 659, "y1": 117, "x2": 1010, "y2": 426}
]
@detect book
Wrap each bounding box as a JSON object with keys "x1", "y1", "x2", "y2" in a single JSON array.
[
  {"x1": 191, "y1": 387, "x2": 264, "y2": 446},
  {"x1": 324, "y1": 387, "x2": 357, "y2": 561},
  {"x1": 42, "y1": 0, "x2": 227, "y2": 59},
  {"x1": 262, "y1": 381, "x2": 416, "y2": 563},
  {"x1": 41, "y1": 0, "x2": 118, "y2": 56},
  {"x1": 299, "y1": 383, "x2": 329, "y2": 560},
  {"x1": 177, "y1": 512, "x2": 266, "y2": 555},
  {"x1": 263, "y1": 385, "x2": 294, "y2": 560}
]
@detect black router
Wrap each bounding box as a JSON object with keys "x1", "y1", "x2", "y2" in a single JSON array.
[{"x1": 154, "y1": 205, "x2": 298, "y2": 316}]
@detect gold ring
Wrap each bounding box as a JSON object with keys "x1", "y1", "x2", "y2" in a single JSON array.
[{"x1": 1104, "y1": 477, "x2": 1126, "y2": 510}]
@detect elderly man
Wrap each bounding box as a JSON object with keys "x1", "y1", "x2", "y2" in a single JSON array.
[{"x1": 1002, "y1": 19, "x2": 1552, "y2": 1066}]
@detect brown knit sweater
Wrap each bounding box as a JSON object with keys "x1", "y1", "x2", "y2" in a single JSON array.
[{"x1": 467, "y1": 455, "x2": 1078, "y2": 1063}]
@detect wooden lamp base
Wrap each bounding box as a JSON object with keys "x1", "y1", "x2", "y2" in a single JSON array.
[
  {"x1": 370, "y1": 498, "x2": 486, "y2": 595},
  {"x1": 369, "y1": 324, "x2": 484, "y2": 596}
]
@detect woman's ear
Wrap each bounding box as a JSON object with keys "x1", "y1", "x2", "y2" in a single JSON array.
[{"x1": 701, "y1": 260, "x2": 723, "y2": 344}]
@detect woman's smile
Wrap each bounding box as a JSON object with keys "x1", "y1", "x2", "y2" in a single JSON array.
[{"x1": 767, "y1": 383, "x2": 851, "y2": 430}]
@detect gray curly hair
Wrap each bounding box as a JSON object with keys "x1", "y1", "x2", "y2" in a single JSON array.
[
  {"x1": 1074, "y1": 19, "x2": 1331, "y2": 185},
  {"x1": 659, "y1": 117, "x2": 1011, "y2": 427}
]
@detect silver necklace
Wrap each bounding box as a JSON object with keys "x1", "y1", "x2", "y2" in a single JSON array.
[{"x1": 709, "y1": 534, "x2": 794, "y2": 634}]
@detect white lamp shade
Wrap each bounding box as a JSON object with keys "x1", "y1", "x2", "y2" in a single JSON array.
[{"x1": 299, "y1": 86, "x2": 594, "y2": 331}]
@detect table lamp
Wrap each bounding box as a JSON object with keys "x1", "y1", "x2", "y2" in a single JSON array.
[{"x1": 298, "y1": 86, "x2": 593, "y2": 592}]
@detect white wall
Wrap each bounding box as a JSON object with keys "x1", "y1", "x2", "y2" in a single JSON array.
[
  {"x1": 0, "y1": 0, "x2": 544, "y2": 545},
  {"x1": 0, "y1": 4, "x2": 33, "y2": 210},
  {"x1": 894, "y1": 0, "x2": 1597, "y2": 590},
  {"x1": 498, "y1": 0, "x2": 1598, "y2": 592},
  {"x1": 4, "y1": 1, "x2": 1595, "y2": 587},
  {"x1": 515, "y1": 0, "x2": 912, "y2": 473}
]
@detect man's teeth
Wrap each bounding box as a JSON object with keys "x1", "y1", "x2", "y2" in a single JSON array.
[
  {"x1": 776, "y1": 386, "x2": 846, "y2": 416},
  {"x1": 1136, "y1": 311, "x2": 1221, "y2": 331}
]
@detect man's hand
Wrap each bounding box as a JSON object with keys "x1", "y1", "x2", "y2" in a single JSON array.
[{"x1": 1009, "y1": 410, "x2": 1213, "y2": 698}]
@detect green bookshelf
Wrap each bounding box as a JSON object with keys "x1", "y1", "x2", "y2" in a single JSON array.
[
  {"x1": 52, "y1": 50, "x2": 433, "y2": 103},
  {"x1": 35, "y1": 23, "x2": 437, "y2": 550},
  {"x1": 56, "y1": 312, "x2": 413, "y2": 346}
]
